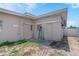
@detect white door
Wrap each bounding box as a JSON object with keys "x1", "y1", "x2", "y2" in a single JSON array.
[{"x1": 23, "y1": 24, "x2": 32, "y2": 39}]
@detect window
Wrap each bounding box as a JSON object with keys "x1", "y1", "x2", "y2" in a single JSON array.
[
  {"x1": 0, "y1": 20, "x2": 3, "y2": 28},
  {"x1": 30, "y1": 25, "x2": 32, "y2": 31}
]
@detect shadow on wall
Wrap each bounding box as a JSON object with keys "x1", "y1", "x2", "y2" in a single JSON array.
[{"x1": 49, "y1": 37, "x2": 70, "y2": 52}]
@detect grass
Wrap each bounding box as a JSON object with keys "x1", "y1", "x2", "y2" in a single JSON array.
[
  {"x1": 0, "y1": 39, "x2": 66, "y2": 56},
  {"x1": 0, "y1": 39, "x2": 42, "y2": 56},
  {"x1": 0, "y1": 38, "x2": 73, "y2": 56},
  {"x1": 0, "y1": 39, "x2": 42, "y2": 48}
]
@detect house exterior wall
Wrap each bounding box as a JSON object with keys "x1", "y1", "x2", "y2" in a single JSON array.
[
  {"x1": 0, "y1": 13, "x2": 33, "y2": 42},
  {"x1": 0, "y1": 10, "x2": 66, "y2": 42},
  {"x1": 34, "y1": 15, "x2": 63, "y2": 41},
  {"x1": 18, "y1": 17, "x2": 33, "y2": 40}
]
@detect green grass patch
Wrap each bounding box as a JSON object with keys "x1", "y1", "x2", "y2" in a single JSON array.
[
  {"x1": 0, "y1": 39, "x2": 42, "y2": 48},
  {"x1": 0, "y1": 39, "x2": 43, "y2": 56}
]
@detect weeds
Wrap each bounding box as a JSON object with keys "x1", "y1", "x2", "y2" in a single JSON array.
[{"x1": 0, "y1": 39, "x2": 27, "y2": 47}]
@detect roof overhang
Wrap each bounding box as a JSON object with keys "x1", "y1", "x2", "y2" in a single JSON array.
[
  {"x1": 35, "y1": 8, "x2": 67, "y2": 26},
  {"x1": 0, "y1": 8, "x2": 35, "y2": 19},
  {"x1": 0, "y1": 8, "x2": 67, "y2": 25}
]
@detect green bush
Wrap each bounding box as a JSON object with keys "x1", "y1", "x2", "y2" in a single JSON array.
[
  {"x1": 15, "y1": 39, "x2": 27, "y2": 44},
  {"x1": 0, "y1": 39, "x2": 27, "y2": 47},
  {"x1": 0, "y1": 41, "x2": 15, "y2": 47}
]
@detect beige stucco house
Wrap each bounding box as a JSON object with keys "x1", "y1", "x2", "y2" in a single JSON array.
[{"x1": 0, "y1": 8, "x2": 67, "y2": 42}]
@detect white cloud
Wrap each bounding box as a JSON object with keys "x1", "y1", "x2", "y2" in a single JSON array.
[
  {"x1": 67, "y1": 3, "x2": 79, "y2": 8},
  {"x1": 71, "y1": 3, "x2": 79, "y2": 8},
  {"x1": 0, "y1": 3, "x2": 14, "y2": 10},
  {"x1": 0, "y1": 3, "x2": 37, "y2": 13},
  {"x1": 23, "y1": 3, "x2": 37, "y2": 13},
  {"x1": 0, "y1": 3, "x2": 26, "y2": 13}
]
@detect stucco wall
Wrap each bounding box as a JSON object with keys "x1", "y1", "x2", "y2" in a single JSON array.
[
  {"x1": 0, "y1": 13, "x2": 33, "y2": 42},
  {"x1": 0, "y1": 11, "x2": 65, "y2": 42},
  {"x1": 18, "y1": 17, "x2": 33, "y2": 40},
  {"x1": 34, "y1": 15, "x2": 63, "y2": 41}
]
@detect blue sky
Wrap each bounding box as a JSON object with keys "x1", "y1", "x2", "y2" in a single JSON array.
[{"x1": 0, "y1": 3, "x2": 79, "y2": 27}]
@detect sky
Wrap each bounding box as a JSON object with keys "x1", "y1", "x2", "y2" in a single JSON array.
[{"x1": 0, "y1": 3, "x2": 79, "y2": 27}]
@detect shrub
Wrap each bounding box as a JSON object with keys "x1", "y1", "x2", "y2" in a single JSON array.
[
  {"x1": 0, "y1": 39, "x2": 27, "y2": 47},
  {"x1": 0, "y1": 41, "x2": 15, "y2": 47}
]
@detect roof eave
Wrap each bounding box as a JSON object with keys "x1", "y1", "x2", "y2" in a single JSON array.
[
  {"x1": 0, "y1": 8, "x2": 67, "y2": 22},
  {"x1": 0, "y1": 8, "x2": 35, "y2": 19},
  {"x1": 34, "y1": 8, "x2": 67, "y2": 19}
]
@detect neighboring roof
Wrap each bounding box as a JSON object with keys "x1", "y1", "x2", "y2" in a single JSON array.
[{"x1": 0, "y1": 8, "x2": 67, "y2": 21}]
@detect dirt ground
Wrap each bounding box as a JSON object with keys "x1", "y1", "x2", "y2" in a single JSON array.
[
  {"x1": 45, "y1": 37, "x2": 79, "y2": 56},
  {"x1": 0, "y1": 37, "x2": 79, "y2": 56},
  {"x1": 31, "y1": 37, "x2": 79, "y2": 56},
  {"x1": 32, "y1": 37, "x2": 79, "y2": 56},
  {"x1": 66, "y1": 37, "x2": 79, "y2": 56}
]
